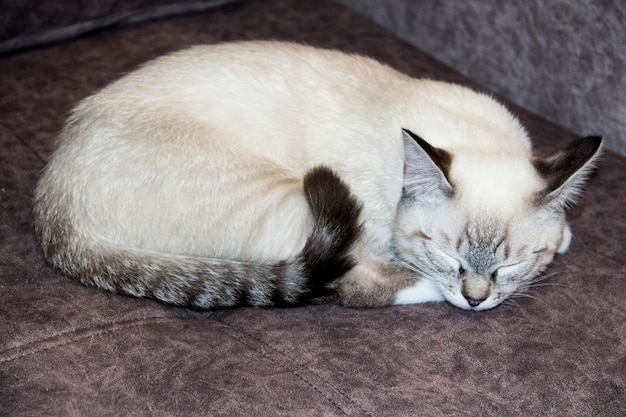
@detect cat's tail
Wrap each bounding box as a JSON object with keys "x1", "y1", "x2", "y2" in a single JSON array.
[{"x1": 34, "y1": 166, "x2": 362, "y2": 308}]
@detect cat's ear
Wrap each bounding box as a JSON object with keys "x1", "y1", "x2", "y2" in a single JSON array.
[
  {"x1": 402, "y1": 129, "x2": 454, "y2": 200},
  {"x1": 533, "y1": 136, "x2": 602, "y2": 211}
]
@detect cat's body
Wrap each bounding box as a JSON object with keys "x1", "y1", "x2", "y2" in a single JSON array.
[{"x1": 33, "y1": 41, "x2": 601, "y2": 311}]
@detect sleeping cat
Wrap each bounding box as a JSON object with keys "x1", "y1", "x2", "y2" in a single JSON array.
[{"x1": 33, "y1": 41, "x2": 602, "y2": 311}]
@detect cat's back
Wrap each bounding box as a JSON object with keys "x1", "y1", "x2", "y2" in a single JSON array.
[{"x1": 89, "y1": 41, "x2": 407, "y2": 106}]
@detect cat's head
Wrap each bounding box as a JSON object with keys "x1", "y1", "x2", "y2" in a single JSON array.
[{"x1": 393, "y1": 129, "x2": 602, "y2": 311}]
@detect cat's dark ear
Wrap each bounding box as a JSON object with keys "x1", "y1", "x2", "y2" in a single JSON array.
[
  {"x1": 402, "y1": 129, "x2": 454, "y2": 200},
  {"x1": 533, "y1": 136, "x2": 602, "y2": 210}
]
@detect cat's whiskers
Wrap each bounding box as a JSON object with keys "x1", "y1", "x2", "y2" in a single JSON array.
[
  {"x1": 396, "y1": 257, "x2": 438, "y2": 283},
  {"x1": 502, "y1": 298, "x2": 534, "y2": 322},
  {"x1": 510, "y1": 292, "x2": 536, "y2": 300},
  {"x1": 508, "y1": 288, "x2": 553, "y2": 310},
  {"x1": 515, "y1": 271, "x2": 569, "y2": 297},
  {"x1": 528, "y1": 270, "x2": 560, "y2": 283},
  {"x1": 526, "y1": 282, "x2": 569, "y2": 289}
]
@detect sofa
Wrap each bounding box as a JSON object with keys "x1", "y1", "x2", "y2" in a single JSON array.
[
  {"x1": 1, "y1": 1, "x2": 624, "y2": 416},
  {"x1": 336, "y1": 0, "x2": 626, "y2": 157}
]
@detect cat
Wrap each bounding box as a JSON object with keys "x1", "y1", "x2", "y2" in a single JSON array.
[{"x1": 33, "y1": 41, "x2": 602, "y2": 311}]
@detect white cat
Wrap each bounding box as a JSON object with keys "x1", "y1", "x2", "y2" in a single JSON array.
[{"x1": 33, "y1": 41, "x2": 602, "y2": 310}]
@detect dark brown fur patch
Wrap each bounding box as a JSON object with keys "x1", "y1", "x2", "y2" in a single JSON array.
[
  {"x1": 297, "y1": 166, "x2": 363, "y2": 302},
  {"x1": 532, "y1": 136, "x2": 602, "y2": 203}
]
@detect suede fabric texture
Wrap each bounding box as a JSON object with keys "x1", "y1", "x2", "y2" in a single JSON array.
[{"x1": 1, "y1": 0, "x2": 624, "y2": 416}]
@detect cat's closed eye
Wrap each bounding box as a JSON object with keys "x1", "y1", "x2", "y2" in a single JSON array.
[{"x1": 492, "y1": 262, "x2": 526, "y2": 281}]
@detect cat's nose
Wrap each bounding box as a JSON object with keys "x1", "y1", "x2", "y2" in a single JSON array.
[
  {"x1": 461, "y1": 281, "x2": 489, "y2": 307},
  {"x1": 464, "y1": 295, "x2": 487, "y2": 307}
]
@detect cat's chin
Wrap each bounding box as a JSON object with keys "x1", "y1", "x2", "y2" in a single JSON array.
[
  {"x1": 443, "y1": 292, "x2": 502, "y2": 312},
  {"x1": 394, "y1": 282, "x2": 502, "y2": 311}
]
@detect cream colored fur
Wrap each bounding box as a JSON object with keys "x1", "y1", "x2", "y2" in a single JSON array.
[{"x1": 34, "y1": 41, "x2": 601, "y2": 310}]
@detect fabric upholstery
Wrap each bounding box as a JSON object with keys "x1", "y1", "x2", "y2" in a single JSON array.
[
  {"x1": 336, "y1": 0, "x2": 626, "y2": 157},
  {"x1": 0, "y1": 0, "x2": 244, "y2": 54},
  {"x1": 1, "y1": 0, "x2": 624, "y2": 416}
]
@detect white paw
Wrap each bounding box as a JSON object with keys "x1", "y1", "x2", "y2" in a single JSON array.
[{"x1": 394, "y1": 279, "x2": 445, "y2": 305}]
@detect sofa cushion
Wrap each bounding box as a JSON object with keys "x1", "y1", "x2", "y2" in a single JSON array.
[
  {"x1": 0, "y1": 0, "x2": 244, "y2": 54},
  {"x1": 1, "y1": 0, "x2": 624, "y2": 416}
]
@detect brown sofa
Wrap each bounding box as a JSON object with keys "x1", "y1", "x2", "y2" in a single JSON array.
[{"x1": 1, "y1": 1, "x2": 624, "y2": 416}]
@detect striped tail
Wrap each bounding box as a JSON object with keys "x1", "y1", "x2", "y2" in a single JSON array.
[{"x1": 35, "y1": 166, "x2": 362, "y2": 308}]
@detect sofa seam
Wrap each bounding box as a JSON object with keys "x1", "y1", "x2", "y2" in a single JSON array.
[
  {"x1": 214, "y1": 320, "x2": 376, "y2": 417},
  {"x1": 0, "y1": 314, "x2": 178, "y2": 364}
]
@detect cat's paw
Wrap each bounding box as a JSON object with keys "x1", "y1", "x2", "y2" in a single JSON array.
[
  {"x1": 393, "y1": 279, "x2": 445, "y2": 305},
  {"x1": 334, "y1": 261, "x2": 417, "y2": 307}
]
